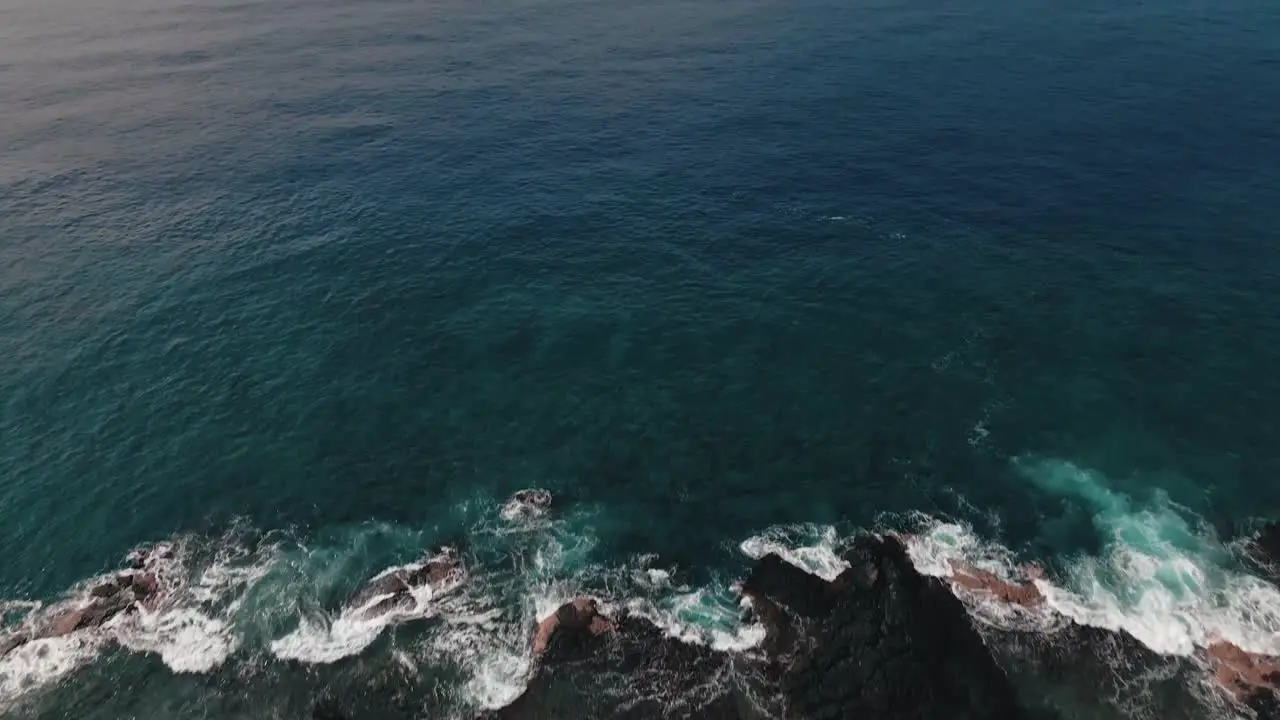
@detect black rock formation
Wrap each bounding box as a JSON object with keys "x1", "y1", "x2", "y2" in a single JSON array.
[
  {"x1": 758, "y1": 534, "x2": 1032, "y2": 720},
  {"x1": 481, "y1": 534, "x2": 1037, "y2": 720},
  {"x1": 484, "y1": 604, "x2": 759, "y2": 720}
]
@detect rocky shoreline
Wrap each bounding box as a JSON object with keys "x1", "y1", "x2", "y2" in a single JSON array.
[
  {"x1": 468, "y1": 504, "x2": 1280, "y2": 720},
  {"x1": 8, "y1": 491, "x2": 1280, "y2": 720},
  {"x1": 481, "y1": 532, "x2": 1036, "y2": 720}
]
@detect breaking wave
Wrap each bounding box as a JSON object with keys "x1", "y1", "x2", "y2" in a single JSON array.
[
  {"x1": 904, "y1": 457, "x2": 1280, "y2": 658},
  {"x1": 5, "y1": 470, "x2": 1280, "y2": 717}
]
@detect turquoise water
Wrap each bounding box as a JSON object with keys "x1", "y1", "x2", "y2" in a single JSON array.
[{"x1": 3, "y1": 0, "x2": 1280, "y2": 716}]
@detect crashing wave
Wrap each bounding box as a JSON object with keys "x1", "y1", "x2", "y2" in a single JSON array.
[
  {"x1": 7, "y1": 471, "x2": 1280, "y2": 719},
  {"x1": 739, "y1": 523, "x2": 850, "y2": 581},
  {"x1": 271, "y1": 547, "x2": 465, "y2": 664}
]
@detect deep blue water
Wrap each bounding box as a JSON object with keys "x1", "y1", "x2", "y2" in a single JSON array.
[{"x1": 3, "y1": 0, "x2": 1280, "y2": 716}]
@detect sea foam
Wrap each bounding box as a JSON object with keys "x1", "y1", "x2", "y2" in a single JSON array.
[{"x1": 906, "y1": 458, "x2": 1280, "y2": 658}]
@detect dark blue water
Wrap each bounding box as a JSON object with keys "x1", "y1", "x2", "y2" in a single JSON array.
[{"x1": 3, "y1": 0, "x2": 1280, "y2": 716}]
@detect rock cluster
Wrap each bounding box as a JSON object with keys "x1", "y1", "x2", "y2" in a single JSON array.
[
  {"x1": 0, "y1": 546, "x2": 170, "y2": 659},
  {"x1": 483, "y1": 534, "x2": 1034, "y2": 720}
]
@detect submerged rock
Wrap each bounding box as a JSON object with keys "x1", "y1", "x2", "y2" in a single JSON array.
[{"x1": 501, "y1": 489, "x2": 554, "y2": 521}]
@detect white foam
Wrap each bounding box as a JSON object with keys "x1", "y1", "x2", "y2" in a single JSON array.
[
  {"x1": 739, "y1": 524, "x2": 850, "y2": 581},
  {"x1": 0, "y1": 537, "x2": 271, "y2": 702},
  {"x1": 0, "y1": 633, "x2": 106, "y2": 706},
  {"x1": 902, "y1": 518, "x2": 1057, "y2": 632},
  {"x1": 425, "y1": 600, "x2": 532, "y2": 711},
  {"x1": 626, "y1": 588, "x2": 765, "y2": 652},
  {"x1": 270, "y1": 610, "x2": 388, "y2": 664},
  {"x1": 0, "y1": 600, "x2": 41, "y2": 617},
  {"x1": 114, "y1": 536, "x2": 278, "y2": 673},
  {"x1": 903, "y1": 519, "x2": 1019, "y2": 580},
  {"x1": 464, "y1": 644, "x2": 531, "y2": 710},
  {"x1": 530, "y1": 580, "x2": 579, "y2": 623},
  {"x1": 270, "y1": 561, "x2": 463, "y2": 664},
  {"x1": 1018, "y1": 458, "x2": 1280, "y2": 657},
  {"x1": 115, "y1": 607, "x2": 238, "y2": 673},
  {"x1": 643, "y1": 568, "x2": 672, "y2": 589},
  {"x1": 906, "y1": 459, "x2": 1280, "y2": 659}
]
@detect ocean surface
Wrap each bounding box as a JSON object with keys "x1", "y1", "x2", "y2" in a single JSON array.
[{"x1": 3, "y1": 0, "x2": 1280, "y2": 716}]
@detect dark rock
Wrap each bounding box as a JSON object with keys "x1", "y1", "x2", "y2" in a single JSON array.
[
  {"x1": 0, "y1": 631, "x2": 30, "y2": 658},
  {"x1": 360, "y1": 592, "x2": 416, "y2": 618},
  {"x1": 967, "y1": 605, "x2": 1197, "y2": 720},
  {"x1": 776, "y1": 534, "x2": 1032, "y2": 720},
  {"x1": 503, "y1": 490, "x2": 554, "y2": 521},
  {"x1": 312, "y1": 696, "x2": 347, "y2": 720},
  {"x1": 512, "y1": 490, "x2": 552, "y2": 510},
  {"x1": 481, "y1": 534, "x2": 1034, "y2": 720},
  {"x1": 737, "y1": 589, "x2": 795, "y2": 660},
  {"x1": 90, "y1": 579, "x2": 124, "y2": 599},
  {"x1": 41, "y1": 592, "x2": 134, "y2": 638},
  {"x1": 532, "y1": 597, "x2": 613, "y2": 656},
  {"x1": 347, "y1": 550, "x2": 463, "y2": 619},
  {"x1": 347, "y1": 574, "x2": 412, "y2": 611},
  {"x1": 742, "y1": 554, "x2": 845, "y2": 620},
  {"x1": 1247, "y1": 522, "x2": 1280, "y2": 586},
  {"x1": 126, "y1": 571, "x2": 160, "y2": 600},
  {"x1": 1244, "y1": 686, "x2": 1280, "y2": 720},
  {"x1": 403, "y1": 556, "x2": 462, "y2": 589},
  {"x1": 485, "y1": 608, "x2": 757, "y2": 720}
]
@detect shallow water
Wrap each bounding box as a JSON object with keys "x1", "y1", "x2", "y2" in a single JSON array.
[{"x1": 2, "y1": 0, "x2": 1280, "y2": 716}]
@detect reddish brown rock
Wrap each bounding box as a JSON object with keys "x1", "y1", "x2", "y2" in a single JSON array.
[
  {"x1": 532, "y1": 597, "x2": 613, "y2": 655},
  {"x1": 1208, "y1": 640, "x2": 1280, "y2": 700},
  {"x1": 948, "y1": 563, "x2": 1045, "y2": 607}
]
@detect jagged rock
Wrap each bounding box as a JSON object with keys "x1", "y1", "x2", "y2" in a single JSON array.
[
  {"x1": 774, "y1": 534, "x2": 1032, "y2": 720},
  {"x1": 481, "y1": 535, "x2": 1035, "y2": 720},
  {"x1": 741, "y1": 554, "x2": 846, "y2": 620},
  {"x1": 981, "y1": 619, "x2": 1188, "y2": 719},
  {"x1": 483, "y1": 602, "x2": 754, "y2": 719}
]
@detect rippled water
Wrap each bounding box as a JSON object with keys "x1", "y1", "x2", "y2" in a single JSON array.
[{"x1": 3, "y1": 0, "x2": 1280, "y2": 716}]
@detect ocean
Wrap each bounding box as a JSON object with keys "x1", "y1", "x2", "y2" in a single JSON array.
[{"x1": 2, "y1": 0, "x2": 1280, "y2": 716}]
